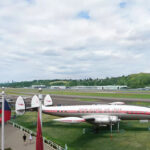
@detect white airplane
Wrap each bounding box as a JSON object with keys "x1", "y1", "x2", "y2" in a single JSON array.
[{"x1": 15, "y1": 95, "x2": 150, "y2": 133}]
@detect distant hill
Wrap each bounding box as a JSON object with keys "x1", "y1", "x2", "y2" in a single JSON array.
[
  {"x1": 0, "y1": 73, "x2": 150, "y2": 88},
  {"x1": 126, "y1": 73, "x2": 150, "y2": 88},
  {"x1": 49, "y1": 80, "x2": 69, "y2": 86}
]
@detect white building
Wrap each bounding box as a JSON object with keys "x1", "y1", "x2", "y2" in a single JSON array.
[
  {"x1": 70, "y1": 85, "x2": 127, "y2": 90},
  {"x1": 50, "y1": 86, "x2": 66, "y2": 90},
  {"x1": 31, "y1": 85, "x2": 46, "y2": 89}
]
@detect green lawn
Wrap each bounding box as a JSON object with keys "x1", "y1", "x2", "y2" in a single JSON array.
[
  {"x1": 12, "y1": 112, "x2": 150, "y2": 150},
  {"x1": 44, "y1": 90, "x2": 150, "y2": 99},
  {"x1": 127, "y1": 101, "x2": 150, "y2": 107},
  {"x1": 2, "y1": 88, "x2": 150, "y2": 149},
  {"x1": 1, "y1": 88, "x2": 150, "y2": 100}
]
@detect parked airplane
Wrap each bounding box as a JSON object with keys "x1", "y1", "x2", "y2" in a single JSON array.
[{"x1": 15, "y1": 95, "x2": 150, "y2": 133}]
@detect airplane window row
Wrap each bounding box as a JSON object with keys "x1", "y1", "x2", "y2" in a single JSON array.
[{"x1": 55, "y1": 110, "x2": 149, "y2": 115}]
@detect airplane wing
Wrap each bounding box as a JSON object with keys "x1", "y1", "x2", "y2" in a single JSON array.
[
  {"x1": 53, "y1": 115, "x2": 120, "y2": 125},
  {"x1": 53, "y1": 117, "x2": 85, "y2": 123}
]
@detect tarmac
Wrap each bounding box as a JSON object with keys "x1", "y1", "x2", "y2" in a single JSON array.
[
  {"x1": 0, "y1": 124, "x2": 52, "y2": 150},
  {"x1": 3, "y1": 92, "x2": 150, "y2": 108}
]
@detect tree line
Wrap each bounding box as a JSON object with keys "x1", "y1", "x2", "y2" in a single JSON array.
[{"x1": 0, "y1": 73, "x2": 150, "y2": 88}]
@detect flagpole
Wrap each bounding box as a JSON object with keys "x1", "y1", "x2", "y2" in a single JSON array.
[
  {"x1": 1, "y1": 87, "x2": 5, "y2": 150},
  {"x1": 38, "y1": 88, "x2": 42, "y2": 127}
]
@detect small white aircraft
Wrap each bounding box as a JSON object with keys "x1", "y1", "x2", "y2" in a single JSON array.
[{"x1": 15, "y1": 95, "x2": 150, "y2": 133}]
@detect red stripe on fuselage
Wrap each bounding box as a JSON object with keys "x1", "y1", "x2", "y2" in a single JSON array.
[{"x1": 43, "y1": 109, "x2": 150, "y2": 115}]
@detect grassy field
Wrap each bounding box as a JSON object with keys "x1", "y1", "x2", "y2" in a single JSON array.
[
  {"x1": 127, "y1": 101, "x2": 150, "y2": 107},
  {"x1": 1, "y1": 87, "x2": 150, "y2": 149},
  {"x1": 45, "y1": 91, "x2": 150, "y2": 99},
  {"x1": 1, "y1": 88, "x2": 150, "y2": 100},
  {"x1": 12, "y1": 111, "x2": 150, "y2": 150},
  {"x1": 6, "y1": 88, "x2": 150, "y2": 150}
]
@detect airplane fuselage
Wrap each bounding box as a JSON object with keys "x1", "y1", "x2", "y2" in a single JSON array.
[{"x1": 42, "y1": 104, "x2": 150, "y2": 120}]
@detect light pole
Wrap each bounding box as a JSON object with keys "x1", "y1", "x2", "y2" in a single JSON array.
[
  {"x1": 1, "y1": 87, "x2": 5, "y2": 150},
  {"x1": 38, "y1": 88, "x2": 43, "y2": 126}
]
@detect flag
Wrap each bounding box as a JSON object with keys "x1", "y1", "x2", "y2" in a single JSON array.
[
  {"x1": 36, "y1": 110, "x2": 43, "y2": 150},
  {"x1": 0, "y1": 99, "x2": 11, "y2": 123}
]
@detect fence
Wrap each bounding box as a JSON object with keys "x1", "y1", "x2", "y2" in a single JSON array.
[{"x1": 8, "y1": 121, "x2": 65, "y2": 150}]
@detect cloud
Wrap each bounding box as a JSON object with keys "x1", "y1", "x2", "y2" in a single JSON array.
[{"x1": 0, "y1": 0, "x2": 150, "y2": 82}]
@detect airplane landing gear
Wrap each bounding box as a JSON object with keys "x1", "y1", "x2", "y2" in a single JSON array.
[
  {"x1": 117, "y1": 121, "x2": 120, "y2": 133},
  {"x1": 110, "y1": 123, "x2": 112, "y2": 138},
  {"x1": 92, "y1": 126, "x2": 99, "y2": 133}
]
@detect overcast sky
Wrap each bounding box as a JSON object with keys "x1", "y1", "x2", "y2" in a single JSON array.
[{"x1": 0, "y1": 0, "x2": 150, "y2": 82}]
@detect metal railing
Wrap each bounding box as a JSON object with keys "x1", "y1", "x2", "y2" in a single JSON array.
[{"x1": 8, "y1": 121, "x2": 65, "y2": 150}]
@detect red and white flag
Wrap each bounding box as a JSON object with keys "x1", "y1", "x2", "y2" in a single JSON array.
[
  {"x1": 0, "y1": 99, "x2": 11, "y2": 123},
  {"x1": 36, "y1": 110, "x2": 43, "y2": 150}
]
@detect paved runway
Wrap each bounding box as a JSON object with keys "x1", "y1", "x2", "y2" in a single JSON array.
[{"x1": 3, "y1": 93, "x2": 150, "y2": 107}]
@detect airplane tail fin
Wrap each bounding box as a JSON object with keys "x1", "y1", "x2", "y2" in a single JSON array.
[
  {"x1": 44, "y1": 95, "x2": 53, "y2": 106},
  {"x1": 15, "y1": 95, "x2": 40, "y2": 115},
  {"x1": 31, "y1": 95, "x2": 40, "y2": 108},
  {"x1": 15, "y1": 96, "x2": 25, "y2": 115}
]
